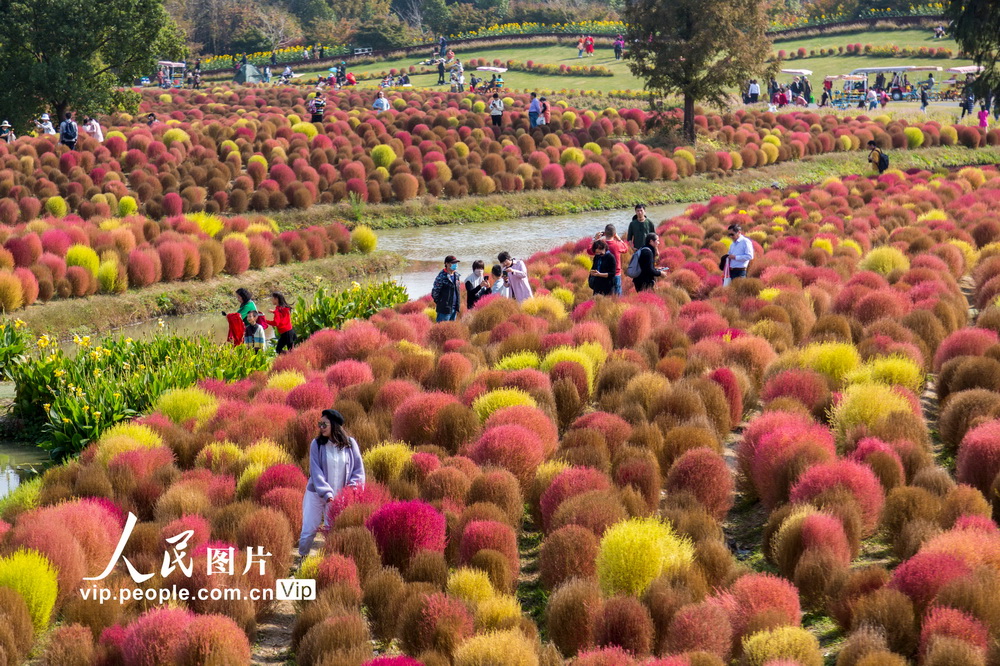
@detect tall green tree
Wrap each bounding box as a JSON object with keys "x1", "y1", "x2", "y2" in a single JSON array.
[
  {"x1": 0, "y1": 0, "x2": 186, "y2": 129},
  {"x1": 947, "y1": 0, "x2": 1000, "y2": 91},
  {"x1": 623, "y1": 0, "x2": 774, "y2": 142}
]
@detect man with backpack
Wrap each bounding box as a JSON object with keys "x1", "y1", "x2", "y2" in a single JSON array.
[
  {"x1": 58, "y1": 112, "x2": 78, "y2": 150},
  {"x1": 868, "y1": 140, "x2": 888, "y2": 174},
  {"x1": 308, "y1": 93, "x2": 326, "y2": 123},
  {"x1": 626, "y1": 203, "x2": 654, "y2": 250}
]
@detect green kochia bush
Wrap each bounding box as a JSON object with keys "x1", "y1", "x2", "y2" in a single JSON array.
[
  {"x1": 0, "y1": 548, "x2": 59, "y2": 632},
  {"x1": 596, "y1": 517, "x2": 694, "y2": 596}
]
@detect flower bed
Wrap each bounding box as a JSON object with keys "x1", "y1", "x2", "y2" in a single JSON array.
[
  {"x1": 0, "y1": 212, "x2": 368, "y2": 310},
  {"x1": 1, "y1": 165, "x2": 999, "y2": 664},
  {"x1": 0, "y1": 87, "x2": 995, "y2": 230},
  {"x1": 776, "y1": 42, "x2": 954, "y2": 60}
]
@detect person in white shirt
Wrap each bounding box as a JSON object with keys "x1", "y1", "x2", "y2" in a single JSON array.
[
  {"x1": 372, "y1": 91, "x2": 390, "y2": 112},
  {"x1": 489, "y1": 93, "x2": 504, "y2": 127},
  {"x1": 490, "y1": 264, "x2": 510, "y2": 298},
  {"x1": 723, "y1": 224, "x2": 754, "y2": 279},
  {"x1": 35, "y1": 113, "x2": 56, "y2": 135},
  {"x1": 748, "y1": 80, "x2": 760, "y2": 103}
]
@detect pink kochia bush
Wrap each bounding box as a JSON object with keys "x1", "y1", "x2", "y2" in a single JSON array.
[
  {"x1": 788, "y1": 460, "x2": 886, "y2": 534},
  {"x1": 365, "y1": 500, "x2": 447, "y2": 570},
  {"x1": 956, "y1": 419, "x2": 1000, "y2": 494}
]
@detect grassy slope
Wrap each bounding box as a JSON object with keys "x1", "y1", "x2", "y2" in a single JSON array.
[
  {"x1": 289, "y1": 30, "x2": 969, "y2": 94},
  {"x1": 272, "y1": 145, "x2": 1000, "y2": 230}
]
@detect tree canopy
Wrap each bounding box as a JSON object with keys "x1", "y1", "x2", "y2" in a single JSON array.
[
  {"x1": 0, "y1": 0, "x2": 186, "y2": 129},
  {"x1": 947, "y1": 0, "x2": 1000, "y2": 92},
  {"x1": 623, "y1": 0, "x2": 774, "y2": 142}
]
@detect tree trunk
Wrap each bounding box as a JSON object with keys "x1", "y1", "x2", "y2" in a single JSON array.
[
  {"x1": 683, "y1": 92, "x2": 695, "y2": 144},
  {"x1": 54, "y1": 102, "x2": 67, "y2": 124}
]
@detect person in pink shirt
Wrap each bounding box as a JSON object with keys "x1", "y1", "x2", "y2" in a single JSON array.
[
  {"x1": 498, "y1": 251, "x2": 532, "y2": 303},
  {"x1": 590, "y1": 223, "x2": 628, "y2": 295},
  {"x1": 979, "y1": 106, "x2": 990, "y2": 129}
]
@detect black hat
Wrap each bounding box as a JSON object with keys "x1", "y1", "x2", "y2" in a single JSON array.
[
  {"x1": 445, "y1": 255, "x2": 460, "y2": 264},
  {"x1": 321, "y1": 409, "x2": 345, "y2": 426}
]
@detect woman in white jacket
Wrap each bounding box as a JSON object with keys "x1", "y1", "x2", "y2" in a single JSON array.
[{"x1": 298, "y1": 409, "x2": 366, "y2": 558}]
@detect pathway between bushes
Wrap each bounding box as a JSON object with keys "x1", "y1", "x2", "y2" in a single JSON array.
[{"x1": 251, "y1": 543, "x2": 302, "y2": 665}]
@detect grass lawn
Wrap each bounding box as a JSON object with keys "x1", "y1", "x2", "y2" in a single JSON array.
[{"x1": 288, "y1": 29, "x2": 971, "y2": 95}]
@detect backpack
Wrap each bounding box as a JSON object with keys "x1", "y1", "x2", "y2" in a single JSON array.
[
  {"x1": 878, "y1": 151, "x2": 889, "y2": 171},
  {"x1": 625, "y1": 249, "x2": 644, "y2": 279},
  {"x1": 61, "y1": 120, "x2": 77, "y2": 142}
]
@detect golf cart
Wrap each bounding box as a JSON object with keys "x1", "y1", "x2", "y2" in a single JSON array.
[
  {"x1": 825, "y1": 74, "x2": 868, "y2": 109},
  {"x1": 157, "y1": 60, "x2": 187, "y2": 88},
  {"x1": 848, "y1": 65, "x2": 942, "y2": 100}
]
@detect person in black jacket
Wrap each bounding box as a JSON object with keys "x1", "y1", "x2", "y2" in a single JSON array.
[
  {"x1": 437, "y1": 59, "x2": 446, "y2": 85},
  {"x1": 431, "y1": 255, "x2": 462, "y2": 322},
  {"x1": 464, "y1": 259, "x2": 491, "y2": 309},
  {"x1": 588, "y1": 240, "x2": 616, "y2": 296},
  {"x1": 633, "y1": 233, "x2": 668, "y2": 292}
]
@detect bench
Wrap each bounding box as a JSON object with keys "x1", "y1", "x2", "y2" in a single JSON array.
[{"x1": 354, "y1": 48, "x2": 373, "y2": 56}]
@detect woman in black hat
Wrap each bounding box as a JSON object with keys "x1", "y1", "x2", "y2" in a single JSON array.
[{"x1": 298, "y1": 409, "x2": 366, "y2": 558}]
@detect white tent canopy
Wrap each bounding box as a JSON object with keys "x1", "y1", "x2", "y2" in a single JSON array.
[
  {"x1": 848, "y1": 65, "x2": 940, "y2": 75},
  {"x1": 157, "y1": 61, "x2": 185, "y2": 68},
  {"x1": 781, "y1": 68, "x2": 813, "y2": 76},
  {"x1": 947, "y1": 65, "x2": 984, "y2": 74}
]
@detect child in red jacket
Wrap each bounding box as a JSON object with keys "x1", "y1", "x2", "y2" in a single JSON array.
[{"x1": 265, "y1": 292, "x2": 297, "y2": 353}]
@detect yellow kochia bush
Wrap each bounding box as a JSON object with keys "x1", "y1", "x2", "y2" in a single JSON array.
[
  {"x1": 830, "y1": 381, "x2": 915, "y2": 443},
  {"x1": 859, "y1": 246, "x2": 910, "y2": 275},
  {"x1": 362, "y1": 441, "x2": 413, "y2": 483},
  {"x1": 596, "y1": 517, "x2": 694, "y2": 596},
  {"x1": 153, "y1": 386, "x2": 218, "y2": 425},
  {"x1": 472, "y1": 388, "x2": 538, "y2": 421}
]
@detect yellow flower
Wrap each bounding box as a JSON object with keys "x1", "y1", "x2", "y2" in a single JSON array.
[
  {"x1": 13, "y1": 319, "x2": 25, "y2": 328},
  {"x1": 43, "y1": 403, "x2": 50, "y2": 411},
  {"x1": 62, "y1": 418, "x2": 70, "y2": 423},
  {"x1": 82, "y1": 405, "x2": 89, "y2": 411},
  {"x1": 36, "y1": 335, "x2": 50, "y2": 348},
  {"x1": 94, "y1": 411, "x2": 102, "y2": 418},
  {"x1": 54, "y1": 369, "x2": 66, "y2": 378}
]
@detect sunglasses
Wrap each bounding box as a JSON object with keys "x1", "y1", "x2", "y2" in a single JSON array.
[{"x1": 318, "y1": 422, "x2": 330, "y2": 429}]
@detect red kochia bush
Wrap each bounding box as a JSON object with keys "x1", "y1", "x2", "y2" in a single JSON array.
[
  {"x1": 222, "y1": 238, "x2": 250, "y2": 274},
  {"x1": 539, "y1": 524, "x2": 599, "y2": 589},
  {"x1": 708, "y1": 367, "x2": 743, "y2": 425},
  {"x1": 789, "y1": 460, "x2": 886, "y2": 534},
  {"x1": 327, "y1": 482, "x2": 392, "y2": 523},
  {"x1": 664, "y1": 601, "x2": 733, "y2": 659},
  {"x1": 956, "y1": 419, "x2": 1000, "y2": 494},
  {"x1": 365, "y1": 500, "x2": 446, "y2": 570},
  {"x1": 571, "y1": 412, "x2": 633, "y2": 457},
  {"x1": 254, "y1": 463, "x2": 307, "y2": 501},
  {"x1": 760, "y1": 369, "x2": 831, "y2": 413},
  {"x1": 919, "y1": 606, "x2": 988, "y2": 657},
  {"x1": 484, "y1": 405, "x2": 559, "y2": 456},
  {"x1": 889, "y1": 551, "x2": 971, "y2": 610},
  {"x1": 391, "y1": 391, "x2": 462, "y2": 447},
  {"x1": 466, "y1": 424, "x2": 545, "y2": 488},
  {"x1": 540, "y1": 466, "x2": 612, "y2": 531},
  {"x1": 933, "y1": 328, "x2": 998, "y2": 372},
  {"x1": 459, "y1": 520, "x2": 519, "y2": 574},
  {"x1": 664, "y1": 448, "x2": 734, "y2": 520},
  {"x1": 286, "y1": 379, "x2": 334, "y2": 410},
  {"x1": 175, "y1": 614, "x2": 252, "y2": 665},
  {"x1": 316, "y1": 553, "x2": 362, "y2": 598},
  {"x1": 712, "y1": 572, "x2": 801, "y2": 640},
  {"x1": 593, "y1": 596, "x2": 655, "y2": 656},
  {"x1": 121, "y1": 607, "x2": 195, "y2": 666}
]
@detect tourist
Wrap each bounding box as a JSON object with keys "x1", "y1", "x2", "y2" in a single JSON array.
[
  {"x1": 632, "y1": 232, "x2": 667, "y2": 292},
  {"x1": 820, "y1": 89, "x2": 830, "y2": 108},
  {"x1": 627, "y1": 203, "x2": 654, "y2": 250},
  {"x1": 58, "y1": 113, "x2": 78, "y2": 150},
  {"x1": 146, "y1": 113, "x2": 158, "y2": 127},
  {"x1": 35, "y1": 113, "x2": 55, "y2": 135},
  {"x1": 437, "y1": 59, "x2": 446, "y2": 85},
  {"x1": 298, "y1": 409, "x2": 365, "y2": 559},
  {"x1": 867, "y1": 88, "x2": 878, "y2": 110},
  {"x1": 613, "y1": 37, "x2": 623, "y2": 60},
  {"x1": 185, "y1": 71, "x2": 193, "y2": 88},
  {"x1": 263, "y1": 66, "x2": 270, "y2": 84},
  {"x1": 577, "y1": 36, "x2": 585, "y2": 58},
  {"x1": 0, "y1": 121, "x2": 14, "y2": 144},
  {"x1": 489, "y1": 93, "x2": 504, "y2": 127},
  {"x1": 243, "y1": 311, "x2": 266, "y2": 351},
  {"x1": 585, "y1": 35, "x2": 595, "y2": 57},
  {"x1": 868, "y1": 140, "x2": 888, "y2": 174},
  {"x1": 373, "y1": 91, "x2": 390, "y2": 112},
  {"x1": 193, "y1": 71, "x2": 201, "y2": 89},
  {"x1": 920, "y1": 85, "x2": 929, "y2": 112},
  {"x1": 498, "y1": 251, "x2": 532, "y2": 303},
  {"x1": 879, "y1": 88, "x2": 889, "y2": 109},
  {"x1": 458, "y1": 71, "x2": 465, "y2": 92},
  {"x1": 528, "y1": 92, "x2": 541, "y2": 127},
  {"x1": 539, "y1": 97, "x2": 551, "y2": 126},
  {"x1": 464, "y1": 260, "x2": 491, "y2": 309},
  {"x1": 802, "y1": 77, "x2": 812, "y2": 104},
  {"x1": 224, "y1": 288, "x2": 257, "y2": 325},
  {"x1": 980, "y1": 106, "x2": 990, "y2": 130},
  {"x1": 490, "y1": 264, "x2": 510, "y2": 297},
  {"x1": 432, "y1": 255, "x2": 462, "y2": 322},
  {"x1": 961, "y1": 89, "x2": 975, "y2": 119},
  {"x1": 748, "y1": 79, "x2": 760, "y2": 104},
  {"x1": 592, "y1": 224, "x2": 628, "y2": 295},
  {"x1": 308, "y1": 92, "x2": 326, "y2": 123},
  {"x1": 723, "y1": 224, "x2": 754, "y2": 280},
  {"x1": 266, "y1": 292, "x2": 296, "y2": 353},
  {"x1": 589, "y1": 239, "x2": 616, "y2": 296},
  {"x1": 82, "y1": 116, "x2": 103, "y2": 142},
  {"x1": 439, "y1": 35, "x2": 448, "y2": 57}
]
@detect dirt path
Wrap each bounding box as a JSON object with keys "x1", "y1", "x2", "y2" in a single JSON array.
[{"x1": 251, "y1": 542, "x2": 310, "y2": 666}]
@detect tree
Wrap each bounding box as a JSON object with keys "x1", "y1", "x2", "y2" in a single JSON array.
[
  {"x1": 421, "y1": 0, "x2": 450, "y2": 35},
  {"x1": 623, "y1": 0, "x2": 774, "y2": 142},
  {"x1": 947, "y1": 0, "x2": 1000, "y2": 92},
  {"x1": 249, "y1": 4, "x2": 304, "y2": 51},
  {"x1": 0, "y1": 0, "x2": 187, "y2": 129}
]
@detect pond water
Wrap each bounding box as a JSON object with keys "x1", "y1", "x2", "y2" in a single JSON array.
[
  {"x1": 0, "y1": 382, "x2": 48, "y2": 500},
  {"x1": 375, "y1": 202, "x2": 695, "y2": 298}
]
